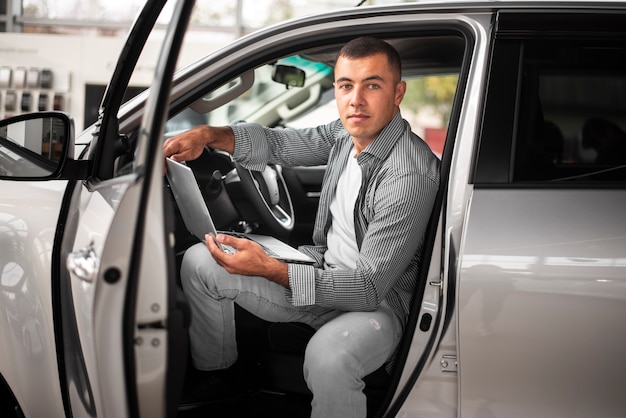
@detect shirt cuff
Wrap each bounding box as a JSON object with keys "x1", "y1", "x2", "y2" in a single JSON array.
[{"x1": 286, "y1": 263, "x2": 316, "y2": 306}]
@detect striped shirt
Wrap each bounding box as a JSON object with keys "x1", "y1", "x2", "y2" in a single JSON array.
[{"x1": 231, "y1": 112, "x2": 440, "y2": 327}]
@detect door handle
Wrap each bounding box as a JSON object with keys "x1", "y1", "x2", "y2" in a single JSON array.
[{"x1": 67, "y1": 241, "x2": 99, "y2": 282}]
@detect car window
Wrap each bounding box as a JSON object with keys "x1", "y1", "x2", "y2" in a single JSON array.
[
  {"x1": 476, "y1": 35, "x2": 626, "y2": 184},
  {"x1": 98, "y1": 3, "x2": 177, "y2": 181},
  {"x1": 166, "y1": 56, "x2": 459, "y2": 161},
  {"x1": 513, "y1": 40, "x2": 626, "y2": 182},
  {"x1": 164, "y1": 55, "x2": 334, "y2": 134},
  {"x1": 285, "y1": 74, "x2": 458, "y2": 158}
]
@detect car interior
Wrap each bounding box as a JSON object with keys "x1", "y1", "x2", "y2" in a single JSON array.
[
  {"x1": 477, "y1": 37, "x2": 626, "y2": 184},
  {"x1": 152, "y1": 34, "x2": 466, "y2": 417},
  {"x1": 515, "y1": 39, "x2": 626, "y2": 182}
]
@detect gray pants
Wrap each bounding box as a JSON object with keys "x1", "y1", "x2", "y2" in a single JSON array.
[{"x1": 181, "y1": 243, "x2": 402, "y2": 418}]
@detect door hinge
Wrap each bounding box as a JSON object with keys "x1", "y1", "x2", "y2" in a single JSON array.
[{"x1": 440, "y1": 354, "x2": 458, "y2": 373}]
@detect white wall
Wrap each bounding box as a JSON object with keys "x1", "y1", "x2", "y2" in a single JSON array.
[{"x1": 0, "y1": 31, "x2": 231, "y2": 131}]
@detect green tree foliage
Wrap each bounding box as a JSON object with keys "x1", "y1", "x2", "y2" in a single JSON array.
[{"x1": 402, "y1": 75, "x2": 458, "y2": 125}]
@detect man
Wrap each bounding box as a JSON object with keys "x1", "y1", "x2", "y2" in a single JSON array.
[{"x1": 163, "y1": 36, "x2": 440, "y2": 418}]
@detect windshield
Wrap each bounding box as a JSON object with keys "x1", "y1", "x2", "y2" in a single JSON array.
[{"x1": 165, "y1": 55, "x2": 334, "y2": 133}]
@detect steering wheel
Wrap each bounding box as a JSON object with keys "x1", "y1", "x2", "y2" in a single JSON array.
[{"x1": 233, "y1": 161, "x2": 295, "y2": 236}]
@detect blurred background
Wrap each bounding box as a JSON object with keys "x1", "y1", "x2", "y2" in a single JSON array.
[{"x1": 1, "y1": 0, "x2": 454, "y2": 143}]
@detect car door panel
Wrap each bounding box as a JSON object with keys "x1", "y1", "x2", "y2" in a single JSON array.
[
  {"x1": 0, "y1": 180, "x2": 67, "y2": 417},
  {"x1": 459, "y1": 189, "x2": 626, "y2": 417},
  {"x1": 63, "y1": 157, "x2": 174, "y2": 418},
  {"x1": 460, "y1": 12, "x2": 626, "y2": 416},
  {"x1": 58, "y1": 0, "x2": 189, "y2": 414},
  {"x1": 65, "y1": 182, "x2": 120, "y2": 417},
  {"x1": 61, "y1": 176, "x2": 136, "y2": 417},
  {"x1": 62, "y1": 149, "x2": 171, "y2": 417},
  {"x1": 131, "y1": 174, "x2": 172, "y2": 417}
]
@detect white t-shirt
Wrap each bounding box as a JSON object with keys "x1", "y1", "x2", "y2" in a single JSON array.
[{"x1": 324, "y1": 147, "x2": 361, "y2": 270}]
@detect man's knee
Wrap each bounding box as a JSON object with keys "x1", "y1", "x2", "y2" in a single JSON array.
[
  {"x1": 303, "y1": 326, "x2": 364, "y2": 385},
  {"x1": 180, "y1": 243, "x2": 221, "y2": 291}
]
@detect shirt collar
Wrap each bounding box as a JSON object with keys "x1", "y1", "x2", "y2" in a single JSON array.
[{"x1": 356, "y1": 111, "x2": 405, "y2": 165}]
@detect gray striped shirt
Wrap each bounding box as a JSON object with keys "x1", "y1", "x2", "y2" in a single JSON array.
[{"x1": 232, "y1": 112, "x2": 440, "y2": 327}]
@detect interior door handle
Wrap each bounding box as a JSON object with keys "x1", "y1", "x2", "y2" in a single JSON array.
[{"x1": 67, "y1": 241, "x2": 99, "y2": 282}]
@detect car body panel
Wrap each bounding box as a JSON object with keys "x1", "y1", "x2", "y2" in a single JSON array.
[
  {"x1": 0, "y1": 180, "x2": 67, "y2": 417},
  {"x1": 64, "y1": 177, "x2": 136, "y2": 417},
  {"x1": 459, "y1": 189, "x2": 626, "y2": 417},
  {"x1": 67, "y1": 184, "x2": 118, "y2": 416}
]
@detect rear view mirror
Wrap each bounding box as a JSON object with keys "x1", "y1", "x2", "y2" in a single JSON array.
[
  {"x1": 0, "y1": 112, "x2": 73, "y2": 179},
  {"x1": 272, "y1": 65, "x2": 306, "y2": 88}
]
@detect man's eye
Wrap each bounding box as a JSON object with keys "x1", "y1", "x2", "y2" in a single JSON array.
[
  {"x1": 338, "y1": 84, "x2": 351, "y2": 90},
  {"x1": 368, "y1": 84, "x2": 380, "y2": 89}
]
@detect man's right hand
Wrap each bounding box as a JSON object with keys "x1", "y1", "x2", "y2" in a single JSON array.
[{"x1": 163, "y1": 125, "x2": 235, "y2": 162}]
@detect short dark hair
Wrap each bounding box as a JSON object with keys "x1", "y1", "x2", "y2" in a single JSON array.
[{"x1": 337, "y1": 36, "x2": 402, "y2": 80}]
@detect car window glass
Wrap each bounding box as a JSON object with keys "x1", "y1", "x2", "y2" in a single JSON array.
[
  {"x1": 166, "y1": 50, "x2": 461, "y2": 161},
  {"x1": 164, "y1": 56, "x2": 334, "y2": 134},
  {"x1": 513, "y1": 40, "x2": 626, "y2": 182},
  {"x1": 0, "y1": 116, "x2": 67, "y2": 177},
  {"x1": 285, "y1": 74, "x2": 458, "y2": 158},
  {"x1": 108, "y1": 5, "x2": 178, "y2": 180}
]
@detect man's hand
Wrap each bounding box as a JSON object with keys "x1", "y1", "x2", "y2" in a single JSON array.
[
  {"x1": 206, "y1": 233, "x2": 290, "y2": 288},
  {"x1": 163, "y1": 125, "x2": 236, "y2": 162}
]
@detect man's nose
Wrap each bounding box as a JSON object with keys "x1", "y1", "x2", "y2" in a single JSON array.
[{"x1": 349, "y1": 86, "x2": 365, "y2": 106}]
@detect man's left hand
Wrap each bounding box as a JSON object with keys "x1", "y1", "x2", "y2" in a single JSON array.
[{"x1": 206, "y1": 233, "x2": 290, "y2": 288}]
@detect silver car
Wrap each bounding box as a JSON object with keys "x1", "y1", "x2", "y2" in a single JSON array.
[{"x1": 1, "y1": 1, "x2": 625, "y2": 417}]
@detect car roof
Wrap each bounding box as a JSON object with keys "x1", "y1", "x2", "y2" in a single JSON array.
[{"x1": 117, "y1": 0, "x2": 626, "y2": 131}]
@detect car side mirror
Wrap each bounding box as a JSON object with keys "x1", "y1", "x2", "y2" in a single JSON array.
[
  {"x1": 0, "y1": 112, "x2": 87, "y2": 180},
  {"x1": 272, "y1": 64, "x2": 306, "y2": 88}
]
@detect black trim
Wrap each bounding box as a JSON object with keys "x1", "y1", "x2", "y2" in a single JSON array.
[
  {"x1": 163, "y1": 188, "x2": 190, "y2": 418},
  {"x1": 90, "y1": 0, "x2": 168, "y2": 180},
  {"x1": 57, "y1": 159, "x2": 92, "y2": 180},
  {"x1": 52, "y1": 180, "x2": 97, "y2": 417},
  {"x1": 473, "y1": 40, "x2": 520, "y2": 184},
  {"x1": 0, "y1": 373, "x2": 22, "y2": 417},
  {"x1": 496, "y1": 10, "x2": 626, "y2": 39}
]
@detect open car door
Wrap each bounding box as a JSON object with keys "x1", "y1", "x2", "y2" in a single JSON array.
[{"x1": 57, "y1": 0, "x2": 194, "y2": 416}]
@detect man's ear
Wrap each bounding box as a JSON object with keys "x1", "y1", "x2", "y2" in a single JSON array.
[{"x1": 395, "y1": 80, "x2": 407, "y2": 106}]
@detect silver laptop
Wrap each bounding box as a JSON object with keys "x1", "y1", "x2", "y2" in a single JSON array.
[{"x1": 165, "y1": 158, "x2": 315, "y2": 265}]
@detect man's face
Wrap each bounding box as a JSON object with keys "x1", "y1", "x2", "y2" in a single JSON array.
[{"x1": 334, "y1": 53, "x2": 406, "y2": 146}]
